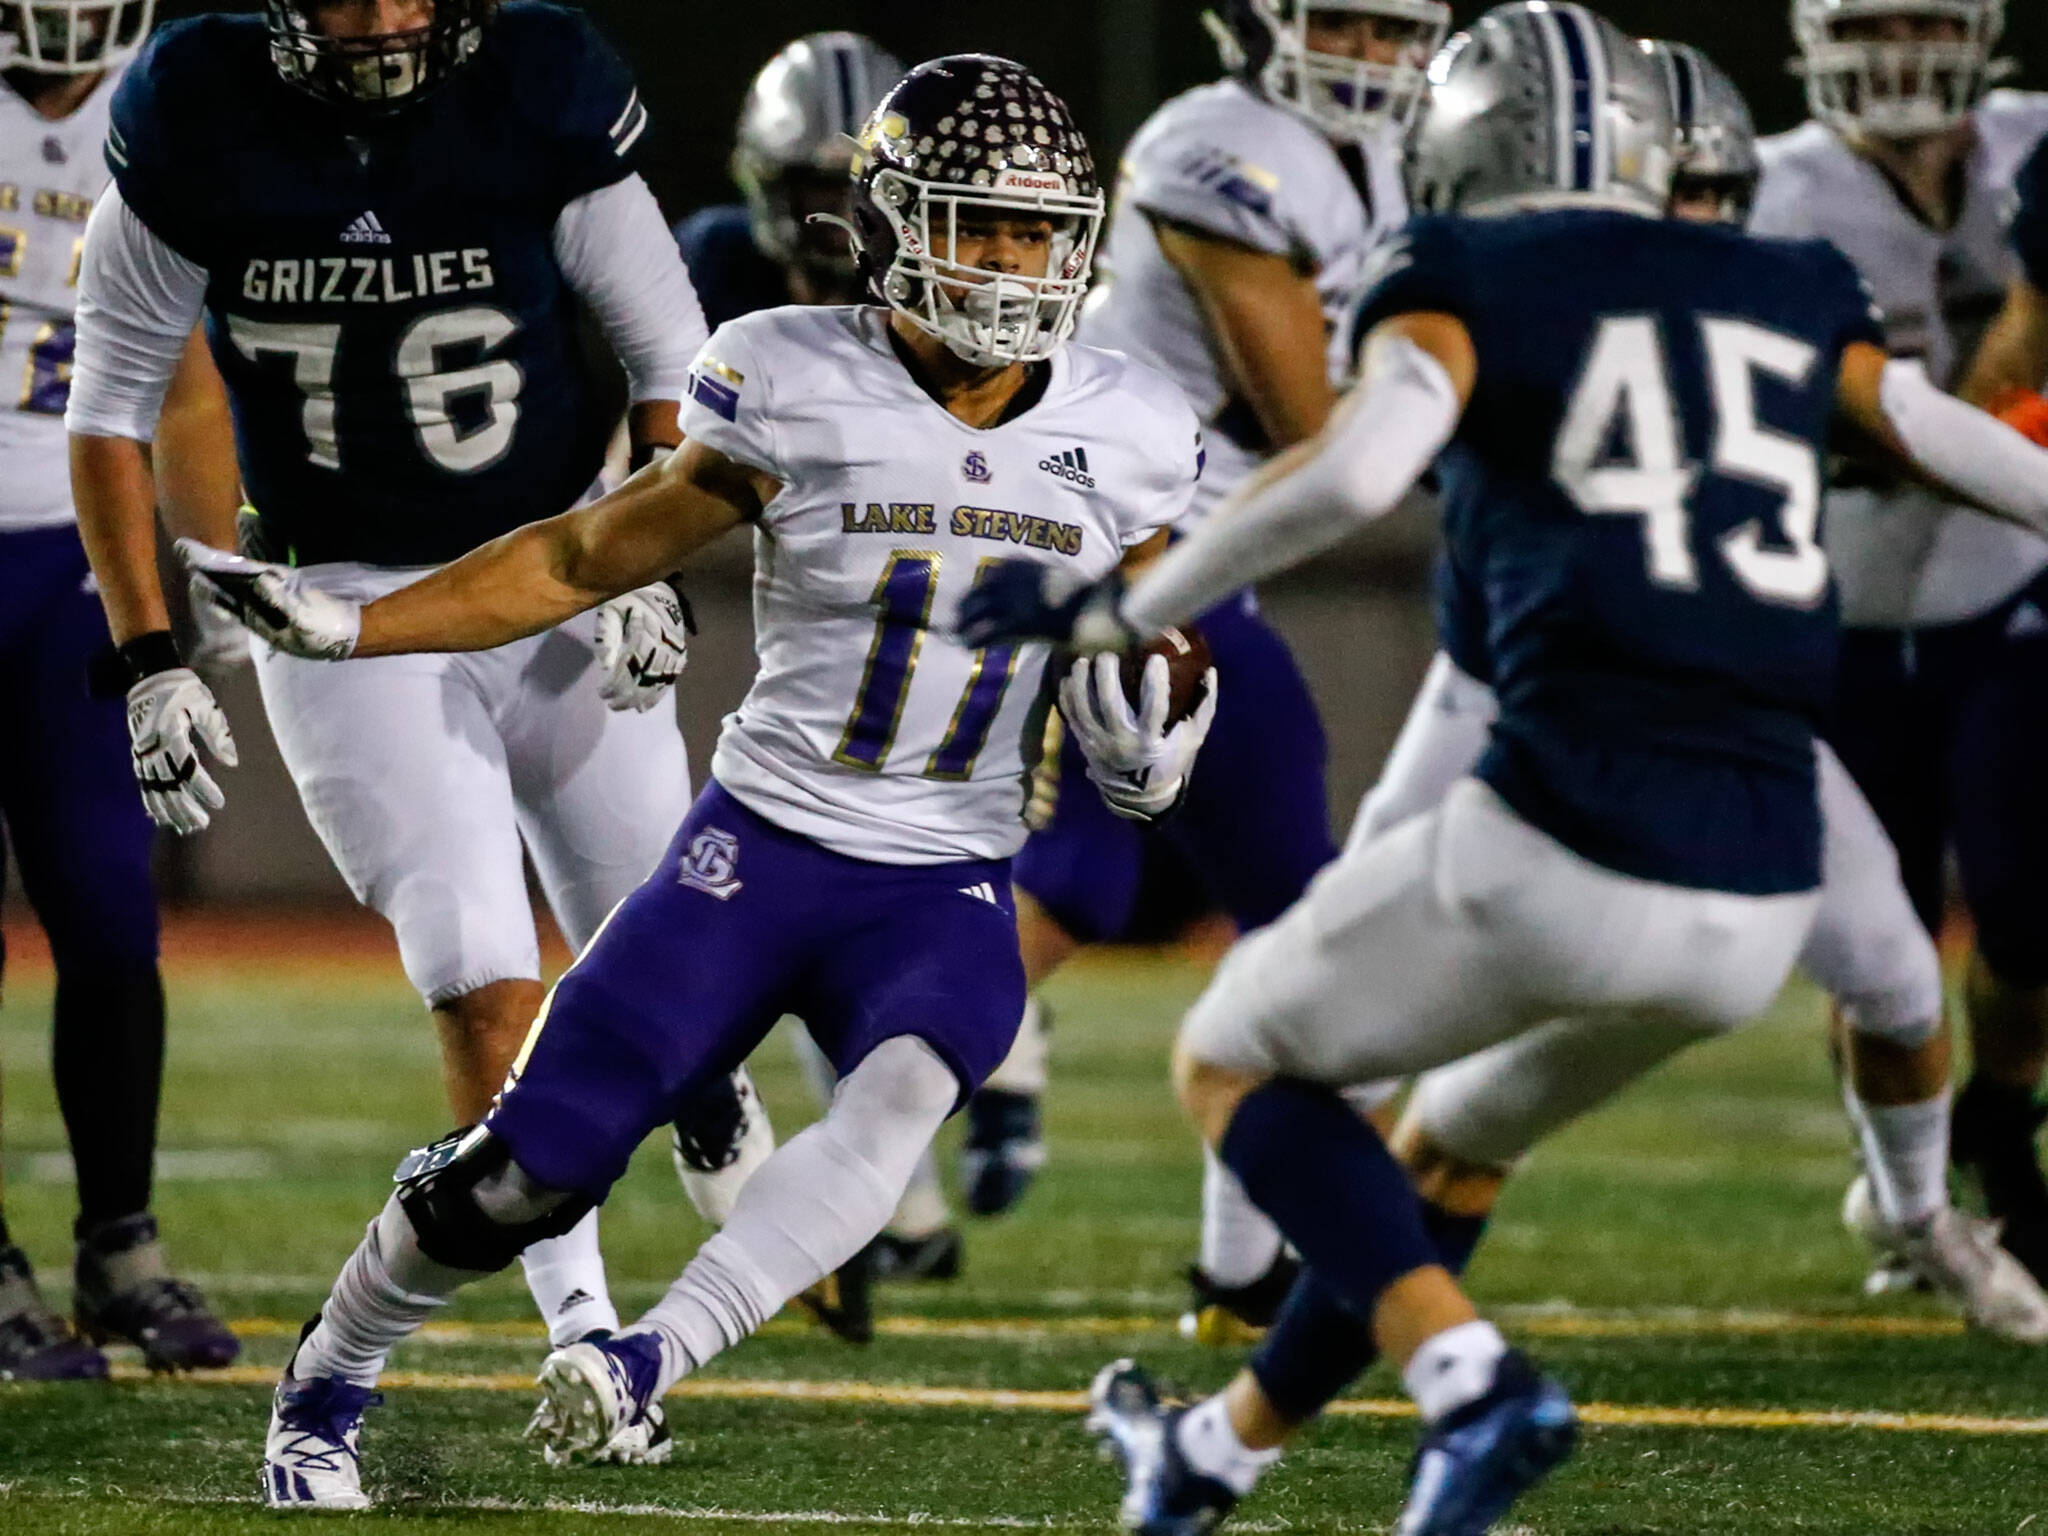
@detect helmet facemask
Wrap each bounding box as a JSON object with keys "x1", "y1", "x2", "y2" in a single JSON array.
[
  {"x1": 264, "y1": 0, "x2": 495, "y2": 113},
  {"x1": 867, "y1": 166, "x2": 1102, "y2": 369},
  {"x1": 1211, "y1": 0, "x2": 1451, "y2": 141},
  {"x1": 1, "y1": 0, "x2": 155, "y2": 75},
  {"x1": 1792, "y1": 0, "x2": 2009, "y2": 139}
]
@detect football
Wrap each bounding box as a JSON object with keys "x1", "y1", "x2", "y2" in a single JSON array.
[{"x1": 1119, "y1": 623, "x2": 1213, "y2": 727}]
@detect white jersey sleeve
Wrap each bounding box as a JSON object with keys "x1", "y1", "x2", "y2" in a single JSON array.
[
  {"x1": 66, "y1": 183, "x2": 207, "y2": 444},
  {"x1": 552, "y1": 173, "x2": 705, "y2": 405},
  {"x1": 1751, "y1": 97, "x2": 2048, "y2": 626},
  {"x1": 699, "y1": 306, "x2": 1198, "y2": 865},
  {"x1": 0, "y1": 68, "x2": 126, "y2": 531},
  {"x1": 1081, "y1": 80, "x2": 1406, "y2": 525},
  {"x1": 679, "y1": 315, "x2": 784, "y2": 483}
]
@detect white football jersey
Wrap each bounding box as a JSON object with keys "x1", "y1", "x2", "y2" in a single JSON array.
[
  {"x1": 680, "y1": 305, "x2": 1203, "y2": 865},
  {"x1": 0, "y1": 69, "x2": 121, "y2": 533},
  {"x1": 1752, "y1": 92, "x2": 2048, "y2": 627},
  {"x1": 1080, "y1": 78, "x2": 1405, "y2": 524}
]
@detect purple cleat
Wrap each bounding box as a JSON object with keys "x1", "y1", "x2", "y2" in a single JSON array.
[
  {"x1": 0, "y1": 1243, "x2": 109, "y2": 1381},
  {"x1": 74, "y1": 1213, "x2": 240, "y2": 1372}
]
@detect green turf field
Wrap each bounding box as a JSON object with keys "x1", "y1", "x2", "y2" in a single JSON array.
[{"x1": 0, "y1": 946, "x2": 2039, "y2": 1534}]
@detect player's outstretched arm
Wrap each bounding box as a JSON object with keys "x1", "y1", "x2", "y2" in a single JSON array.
[
  {"x1": 1958, "y1": 275, "x2": 2048, "y2": 420},
  {"x1": 183, "y1": 439, "x2": 769, "y2": 661},
  {"x1": 1834, "y1": 341, "x2": 2048, "y2": 539}
]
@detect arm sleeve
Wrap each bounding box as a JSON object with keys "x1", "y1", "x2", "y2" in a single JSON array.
[
  {"x1": 1878, "y1": 358, "x2": 2048, "y2": 535},
  {"x1": 677, "y1": 320, "x2": 783, "y2": 485},
  {"x1": 1124, "y1": 334, "x2": 1461, "y2": 634},
  {"x1": 554, "y1": 174, "x2": 706, "y2": 405},
  {"x1": 1125, "y1": 129, "x2": 1300, "y2": 257},
  {"x1": 65, "y1": 185, "x2": 210, "y2": 443},
  {"x1": 2011, "y1": 137, "x2": 2048, "y2": 291}
]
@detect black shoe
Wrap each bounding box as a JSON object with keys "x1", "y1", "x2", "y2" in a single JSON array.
[
  {"x1": 1397, "y1": 1350, "x2": 1577, "y2": 1536},
  {"x1": 1951, "y1": 1078, "x2": 2048, "y2": 1283},
  {"x1": 1179, "y1": 1254, "x2": 1302, "y2": 1345},
  {"x1": 795, "y1": 1243, "x2": 875, "y2": 1345},
  {"x1": 0, "y1": 1245, "x2": 108, "y2": 1381},
  {"x1": 1087, "y1": 1359, "x2": 1240, "y2": 1536},
  {"x1": 961, "y1": 1089, "x2": 1045, "y2": 1216},
  {"x1": 74, "y1": 1213, "x2": 240, "y2": 1371},
  {"x1": 869, "y1": 1227, "x2": 964, "y2": 1282}
]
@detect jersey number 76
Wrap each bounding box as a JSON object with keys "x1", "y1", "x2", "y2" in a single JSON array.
[{"x1": 1553, "y1": 315, "x2": 1828, "y2": 608}]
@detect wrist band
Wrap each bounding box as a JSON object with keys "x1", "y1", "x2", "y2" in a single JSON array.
[{"x1": 87, "y1": 630, "x2": 183, "y2": 700}]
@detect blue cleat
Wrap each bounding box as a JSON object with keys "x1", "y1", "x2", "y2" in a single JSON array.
[
  {"x1": 1394, "y1": 1350, "x2": 1577, "y2": 1536},
  {"x1": 1087, "y1": 1359, "x2": 1237, "y2": 1536},
  {"x1": 962, "y1": 1088, "x2": 1046, "y2": 1217},
  {"x1": 527, "y1": 1330, "x2": 674, "y2": 1467},
  {"x1": 261, "y1": 1325, "x2": 383, "y2": 1511}
]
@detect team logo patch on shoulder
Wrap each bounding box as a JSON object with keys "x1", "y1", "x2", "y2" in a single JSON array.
[
  {"x1": 678, "y1": 828, "x2": 743, "y2": 901},
  {"x1": 689, "y1": 357, "x2": 745, "y2": 423}
]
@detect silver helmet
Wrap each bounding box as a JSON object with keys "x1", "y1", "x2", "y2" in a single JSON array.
[
  {"x1": 1791, "y1": 0, "x2": 2009, "y2": 139},
  {"x1": 1205, "y1": 0, "x2": 1452, "y2": 141},
  {"x1": 0, "y1": 0, "x2": 154, "y2": 74},
  {"x1": 1643, "y1": 39, "x2": 1760, "y2": 223},
  {"x1": 733, "y1": 32, "x2": 905, "y2": 275},
  {"x1": 1410, "y1": 3, "x2": 1676, "y2": 218}
]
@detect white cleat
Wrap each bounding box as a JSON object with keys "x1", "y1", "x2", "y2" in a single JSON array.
[
  {"x1": 525, "y1": 1334, "x2": 672, "y2": 1468},
  {"x1": 261, "y1": 1370, "x2": 380, "y2": 1510},
  {"x1": 1842, "y1": 1173, "x2": 1930, "y2": 1297},
  {"x1": 1900, "y1": 1207, "x2": 2048, "y2": 1344}
]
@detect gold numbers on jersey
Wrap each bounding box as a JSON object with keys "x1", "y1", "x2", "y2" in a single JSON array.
[{"x1": 0, "y1": 225, "x2": 24, "y2": 280}]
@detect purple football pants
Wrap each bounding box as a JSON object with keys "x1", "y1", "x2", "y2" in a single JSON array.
[{"x1": 487, "y1": 780, "x2": 1027, "y2": 1198}]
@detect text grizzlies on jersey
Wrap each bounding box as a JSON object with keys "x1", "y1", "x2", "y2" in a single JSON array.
[{"x1": 240, "y1": 249, "x2": 497, "y2": 306}]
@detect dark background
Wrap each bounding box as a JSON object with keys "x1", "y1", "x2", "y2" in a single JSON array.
[{"x1": 156, "y1": 1, "x2": 2048, "y2": 223}]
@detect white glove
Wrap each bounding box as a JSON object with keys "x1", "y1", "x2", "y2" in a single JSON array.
[
  {"x1": 176, "y1": 538, "x2": 360, "y2": 661},
  {"x1": 594, "y1": 580, "x2": 693, "y2": 712},
  {"x1": 183, "y1": 571, "x2": 254, "y2": 676},
  {"x1": 127, "y1": 668, "x2": 238, "y2": 835},
  {"x1": 1059, "y1": 652, "x2": 1219, "y2": 821}
]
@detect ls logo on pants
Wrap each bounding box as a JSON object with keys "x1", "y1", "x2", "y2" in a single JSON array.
[{"x1": 678, "y1": 828, "x2": 743, "y2": 901}]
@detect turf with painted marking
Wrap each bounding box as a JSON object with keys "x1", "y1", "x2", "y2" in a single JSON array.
[{"x1": 0, "y1": 939, "x2": 2039, "y2": 1532}]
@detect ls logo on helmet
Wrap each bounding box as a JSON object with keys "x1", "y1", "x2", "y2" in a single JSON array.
[{"x1": 678, "y1": 829, "x2": 743, "y2": 901}]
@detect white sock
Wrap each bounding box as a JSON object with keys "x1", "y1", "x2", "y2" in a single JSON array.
[
  {"x1": 889, "y1": 1148, "x2": 953, "y2": 1240},
  {"x1": 1175, "y1": 1394, "x2": 1281, "y2": 1496},
  {"x1": 790, "y1": 1029, "x2": 841, "y2": 1110},
  {"x1": 984, "y1": 996, "x2": 1049, "y2": 1095},
  {"x1": 1845, "y1": 1086, "x2": 1951, "y2": 1229},
  {"x1": 296, "y1": 1195, "x2": 482, "y2": 1387},
  {"x1": 1403, "y1": 1319, "x2": 1509, "y2": 1424},
  {"x1": 1199, "y1": 1150, "x2": 1285, "y2": 1289},
  {"x1": 520, "y1": 1210, "x2": 620, "y2": 1346},
  {"x1": 630, "y1": 1037, "x2": 958, "y2": 1393}
]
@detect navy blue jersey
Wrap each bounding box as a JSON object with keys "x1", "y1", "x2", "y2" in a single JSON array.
[
  {"x1": 1433, "y1": 546, "x2": 1492, "y2": 685},
  {"x1": 675, "y1": 203, "x2": 791, "y2": 331},
  {"x1": 107, "y1": 4, "x2": 649, "y2": 567},
  {"x1": 1354, "y1": 210, "x2": 1885, "y2": 896},
  {"x1": 2011, "y1": 134, "x2": 2048, "y2": 292}
]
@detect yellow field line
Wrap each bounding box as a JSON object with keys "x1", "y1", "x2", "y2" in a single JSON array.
[
  {"x1": 222, "y1": 1308, "x2": 1969, "y2": 1345},
  {"x1": 101, "y1": 1363, "x2": 2048, "y2": 1437}
]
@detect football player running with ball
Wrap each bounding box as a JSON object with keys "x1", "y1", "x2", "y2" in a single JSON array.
[
  {"x1": 1752, "y1": 0, "x2": 2048, "y2": 1282},
  {"x1": 185, "y1": 56, "x2": 1212, "y2": 1509},
  {"x1": 998, "y1": 0, "x2": 1443, "y2": 1313},
  {"x1": 963, "y1": 6, "x2": 2048, "y2": 1530},
  {"x1": 64, "y1": 0, "x2": 783, "y2": 1400}
]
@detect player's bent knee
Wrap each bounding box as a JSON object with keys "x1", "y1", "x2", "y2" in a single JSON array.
[
  {"x1": 1172, "y1": 1045, "x2": 1265, "y2": 1148},
  {"x1": 1391, "y1": 1119, "x2": 1510, "y2": 1217},
  {"x1": 393, "y1": 1127, "x2": 591, "y2": 1274},
  {"x1": 828, "y1": 1038, "x2": 962, "y2": 1186}
]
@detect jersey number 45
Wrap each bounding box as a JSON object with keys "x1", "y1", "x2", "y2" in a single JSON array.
[{"x1": 1553, "y1": 316, "x2": 1828, "y2": 608}]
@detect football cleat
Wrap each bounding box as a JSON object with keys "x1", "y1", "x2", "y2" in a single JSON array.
[
  {"x1": 671, "y1": 1068, "x2": 776, "y2": 1227},
  {"x1": 961, "y1": 1088, "x2": 1046, "y2": 1217},
  {"x1": 1087, "y1": 1359, "x2": 1239, "y2": 1536},
  {"x1": 1393, "y1": 1350, "x2": 1577, "y2": 1536},
  {"x1": 1178, "y1": 1254, "x2": 1302, "y2": 1347},
  {"x1": 261, "y1": 1342, "x2": 382, "y2": 1510},
  {"x1": 869, "y1": 1226, "x2": 964, "y2": 1283},
  {"x1": 1848, "y1": 1184, "x2": 2048, "y2": 1344},
  {"x1": 1950, "y1": 1081, "x2": 2048, "y2": 1285},
  {"x1": 526, "y1": 1332, "x2": 672, "y2": 1468},
  {"x1": 794, "y1": 1244, "x2": 876, "y2": 1345},
  {"x1": 0, "y1": 1244, "x2": 108, "y2": 1381},
  {"x1": 74, "y1": 1213, "x2": 239, "y2": 1371},
  {"x1": 1841, "y1": 1173, "x2": 1933, "y2": 1297}
]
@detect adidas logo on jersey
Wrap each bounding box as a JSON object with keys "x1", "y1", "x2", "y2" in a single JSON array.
[
  {"x1": 339, "y1": 211, "x2": 393, "y2": 246},
  {"x1": 1038, "y1": 448, "x2": 1095, "y2": 489}
]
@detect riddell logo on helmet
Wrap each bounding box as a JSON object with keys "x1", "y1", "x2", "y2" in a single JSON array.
[{"x1": 995, "y1": 168, "x2": 1067, "y2": 195}]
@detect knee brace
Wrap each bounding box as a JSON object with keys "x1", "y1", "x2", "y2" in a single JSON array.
[{"x1": 394, "y1": 1127, "x2": 591, "y2": 1274}]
